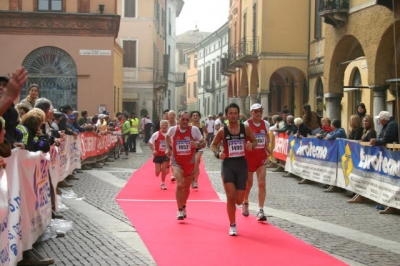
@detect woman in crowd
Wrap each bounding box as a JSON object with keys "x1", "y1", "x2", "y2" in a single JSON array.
[
  {"x1": 15, "y1": 108, "x2": 50, "y2": 152},
  {"x1": 189, "y1": 111, "x2": 207, "y2": 189},
  {"x1": 148, "y1": 120, "x2": 170, "y2": 190},
  {"x1": 361, "y1": 115, "x2": 377, "y2": 142},
  {"x1": 20, "y1": 84, "x2": 39, "y2": 110},
  {"x1": 316, "y1": 117, "x2": 333, "y2": 139},
  {"x1": 293, "y1": 117, "x2": 311, "y2": 138},
  {"x1": 356, "y1": 103, "x2": 367, "y2": 121},
  {"x1": 302, "y1": 103, "x2": 321, "y2": 135},
  {"x1": 348, "y1": 115, "x2": 363, "y2": 140},
  {"x1": 15, "y1": 102, "x2": 30, "y2": 120},
  {"x1": 0, "y1": 117, "x2": 11, "y2": 160},
  {"x1": 325, "y1": 119, "x2": 347, "y2": 140}
]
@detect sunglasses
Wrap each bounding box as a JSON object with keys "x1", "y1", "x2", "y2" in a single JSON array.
[{"x1": 181, "y1": 118, "x2": 190, "y2": 122}]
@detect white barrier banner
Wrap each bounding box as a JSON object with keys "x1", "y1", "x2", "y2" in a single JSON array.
[
  {"x1": 59, "y1": 136, "x2": 81, "y2": 179},
  {"x1": 0, "y1": 169, "x2": 9, "y2": 266},
  {"x1": 4, "y1": 151, "x2": 22, "y2": 266},
  {"x1": 16, "y1": 150, "x2": 52, "y2": 251},
  {"x1": 285, "y1": 136, "x2": 338, "y2": 185},
  {"x1": 337, "y1": 140, "x2": 400, "y2": 209}
]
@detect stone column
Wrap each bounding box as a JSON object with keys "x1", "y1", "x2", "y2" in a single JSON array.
[
  {"x1": 371, "y1": 86, "x2": 387, "y2": 132},
  {"x1": 259, "y1": 91, "x2": 269, "y2": 117},
  {"x1": 324, "y1": 93, "x2": 343, "y2": 121},
  {"x1": 238, "y1": 96, "x2": 246, "y2": 114},
  {"x1": 249, "y1": 94, "x2": 258, "y2": 107}
]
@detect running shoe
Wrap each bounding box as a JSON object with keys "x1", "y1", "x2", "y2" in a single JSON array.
[
  {"x1": 191, "y1": 180, "x2": 198, "y2": 188},
  {"x1": 229, "y1": 225, "x2": 237, "y2": 236},
  {"x1": 182, "y1": 208, "x2": 187, "y2": 218},
  {"x1": 171, "y1": 176, "x2": 175, "y2": 181},
  {"x1": 161, "y1": 183, "x2": 167, "y2": 190},
  {"x1": 177, "y1": 211, "x2": 184, "y2": 220},
  {"x1": 257, "y1": 210, "x2": 267, "y2": 221},
  {"x1": 242, "y1": 203, "x2": 249, "y2": 217}
]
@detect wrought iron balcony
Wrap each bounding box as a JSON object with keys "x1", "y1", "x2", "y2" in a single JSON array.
[
  {"x1": 203, "y1": 81, "x2": 215, "y2": 93},
  {"x1": 153, "y1": 71, "x2": 167, "y2": 91},
  {"x1": 221, "y1": 57, "x2": 236, "y2": 76},
  {"x1": 318, "y1": 0, "x2": 349, "y2": 28},
  {"x1": 229, "y1": 36, "x2": 259, "y2": 68},
  {"x1": 175, "y1": 72, "x2": 186, "y2": 87}
]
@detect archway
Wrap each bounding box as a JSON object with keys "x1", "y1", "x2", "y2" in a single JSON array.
[
  {"x1": 22, "y1": 46, "x2": 78, "y2": 110},
  {"x1": 268, "y1": 67, "x2": 306, "y2": 116}
]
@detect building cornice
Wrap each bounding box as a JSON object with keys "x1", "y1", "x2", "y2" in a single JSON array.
[{"x1": 0, "y1": 11, "x2": 120, "y2": 38}]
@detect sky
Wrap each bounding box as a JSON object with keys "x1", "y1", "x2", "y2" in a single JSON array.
[{"x1": 176, "y1": 0, "x2": 230, "y2": 35}]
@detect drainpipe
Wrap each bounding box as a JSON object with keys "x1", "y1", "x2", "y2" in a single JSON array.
[
  {"x1": 307, "y1": 0, "x2": 311, "y2": 117},
  {"x1": 215, "y1": 29, "x2": 224, "y2": 115}
]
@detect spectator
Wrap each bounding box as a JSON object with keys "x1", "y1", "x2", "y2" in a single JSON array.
[
  {"x1": 356, "y1": 102, "x2": 367, "y2": 121},
  {"x1": 0, "y1": 76, "x2": 19, "y2": 145},
  {"x1": 20, "y1": 84, "x2": 39, "y2": 110},
  {"x1": 144, "y1": 115, "x2": 153, "y2": 144},
  {"x1": 348, "y1": 115, "x2": 363, "y2": 140},
  {"x1": 316, "y1": 117, "x2": 333, "y2": 139},
  {"x1": 78, "y1": 110, "x2": 89, "y2": 126},
  {"x1": 59, "y1": 105, "x2": 77, "y2": 136},
  {"x1": 325, "y1": 119, "x2": 347, "y2": 140},
  {"x1": 205, "y1": 115, "x2": 215, "y2": 147},
  {"x1": 361, "y1": 115, "x2": 377, "y2": 142},
  {"x1": 0, "y1": 116, "x2": 11, "y2": 160},
  {"x1": 302, "y1": 103, "x2": 321, "y2": 135},
  {"x1": 121, "y1": 113, "x2": 130, "y2": 159},
  {"x1": 293, "y1": 117, "x2": 311, "y2": 138},
  {"x1": 15, "y1": 108, "x2": 50, "y2": 152},
  {"x1": 67, "y1": 114, "x2": 80, "y2": 134},
  {"x1": 72, "y1": 111, "x2": 87, "y2": 132},
  {"x1": 52, "y1": 112, "x2": 63, "y2": 131},
  {"x1": 369, "y1": 111, "x2": 399, "y2": 146},
  {"x1": 15, "y1": 102, "x2": 30, "y2": 120},
  {"x1": 214, "y1": 112, "x2": 224, "y2": 136},
  {"x1": 129, "y1": 112, "x2": 139, "y2": 152}
]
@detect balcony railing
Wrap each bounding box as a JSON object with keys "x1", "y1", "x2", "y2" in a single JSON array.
[
  {"x1": 175, "y1": 72, "x2": 186, "y2": 87},
  {"x1": 153, "y1": 71, "x2": 167, "y2": 90},
  {"x1": 221, "y1": 57, "x2": 236, "y2": 76},
  {"x1": 229, "y1": 36, "x2": 259, "y2": 67},
  {"x1": 318, "y1": 0, "x2": 349, "y2": 28},
  {"x1": 203, "y1": 81, "x2": 215, "y2": 93}
]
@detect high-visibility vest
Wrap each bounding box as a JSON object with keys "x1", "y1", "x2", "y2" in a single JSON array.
[{"x1": 130, "y1": 118, "x2": 139, "y2": 134}]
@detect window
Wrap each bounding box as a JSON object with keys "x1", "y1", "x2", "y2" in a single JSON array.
[
  {"x1": 194, "y1": 82, "x2": 197, "y2": 97},
  {"x1": 314, "y1": 0, "x2": 322, "y2": 39},
  {"x1": 216, "y1": 61, "x2": 220, "y2": 81},
  {"x1": 243, "y1": 12, "x2": 247, "y2": 38},
  {"x1": 123, "y1": 40, "x2": 137, "y2": 68},
  {"x1": 38, "y1": 0, "x2": 62, "y2": 11},
  {"x1": 188, "y1": 83, "x2": 191, "y2": 98},
  {"x1": 125, "y1": 0, "x2": 136, "y2": 18},
  {"x1": 168, "y1": 8, "x2": 172, "y2": 35},
  {"x1": 198, "y1": 70, "x2": 202, "y2": 86}
]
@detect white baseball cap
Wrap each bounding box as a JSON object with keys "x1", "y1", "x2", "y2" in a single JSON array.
[
  {"x1": 250, "y1": 103, "x2": 263, "y2": 111},
  {"x1": 375, "y1": 111, "x2": 391, "y2": 121}
]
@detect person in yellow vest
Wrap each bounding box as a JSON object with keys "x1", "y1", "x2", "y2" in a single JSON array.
[{"x1": 129, "y1": 112, "x2": 139, "y2": 152}]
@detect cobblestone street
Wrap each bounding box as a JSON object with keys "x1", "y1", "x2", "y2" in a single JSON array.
[{"x1": 34, "y1": 141, "x2": 400, "y2": 266}]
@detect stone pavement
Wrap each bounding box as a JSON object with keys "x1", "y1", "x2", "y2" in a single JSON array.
[{"x1": 33, "y1": 140, "x2": 400, "y2": 266}]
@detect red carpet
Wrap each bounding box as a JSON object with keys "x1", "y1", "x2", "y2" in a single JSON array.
[{"x1": 116, "y1": 159, "x2": 347, "y2": 266}]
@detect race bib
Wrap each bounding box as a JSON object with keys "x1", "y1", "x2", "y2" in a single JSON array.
[
  {"x1": 227, "y1": 139, "x2": 245, "y2": 157},
  {"x1": 159, "y1": 140, "x2": 166, "y2": 151},
  {"x1": 176, "y1": 139, "x2": 191, "y2": 155},
  {"x1": 255, "y1": 133, "x2": 265, "y2": 149}
]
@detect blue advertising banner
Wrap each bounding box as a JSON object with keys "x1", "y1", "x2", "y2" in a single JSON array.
[
  {"x1": 337, "y1": 140, "x2": 400, "y2": 208},
  {"x1": 285, "y1": 136, "x2": 338, "y2": 185}
]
